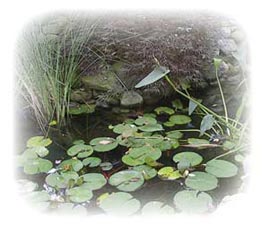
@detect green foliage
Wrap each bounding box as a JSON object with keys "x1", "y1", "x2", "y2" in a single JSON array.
[
  {"x1": 141, "y1": 201, "x2": 175, "y2": 215},
  {"x1": 80, "y1": 173, "x2": 107, "y2": 190},
  {"x1": 66, "y1": 187, "x2": 93, "y2": 203},
  {"x1": 205, "y1": 160, "x2": 238, "y2": 178},
  {"x1": 158, "y1": 167, "x2": 181, "y2": 180},
  {"x1": 173, "y1": 152, "x2": 203, "y2": 170},
  {"x1": 185, "y1": 172, "x2": 218, "y2": 191},
  {"x1": 154, "y1": 106, "x2": 175, "y2": 115},
  {"x1": 67, "y1": 144, "x2": 93, "y2": 158},
  {"x1": 169, "y1": 115, "x2": 191, "y2": 125},
  {"x1": 200, "y1": 114, "x2": 215, "y2": 136},
  {"x1": 90, "y1": 137, "x2": 118, "y2": 152},
  {"x1": 26, "y1": 136, "x2": 52, "y2": 148}
]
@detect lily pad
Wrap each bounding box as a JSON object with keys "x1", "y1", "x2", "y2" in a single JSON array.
[
  {"x1": 205, "y1": 160, "x2": 238, "y2": 178},
  {"x1": 112, "y1": 123, "x2": 138, "y2": 135},
  {"x1": 80, "y1": 173, "x2": 107, "y2": 190},
  {"x1": 72, "y1": 139, "x2": 85, "y2": 145},
  {"x1": 58, "y1": 159, "x2": 83, "y2": 172},
  {"x1": 25, "y1": 190, "x2": 51, "y2": 203},
  {"x1": 26, "y1": 136, "x2": 52, "y2": 148},
  {"x1": 133, "y1": 165, "x2": 157, "y2": 180},
  {"x1": 82, "y1": 157, "x2": 102, "y2": 167},
  {"x1": 173, "y1": 190, "x2": 213, "y2": 214},
  {"x1": 173, "y1": 152, "x2": 203, "y2": 170},
  {"x1": 154, "y1": 107, "x2": 175, "y2": 115},
  {"x1": 166, "y1": 130, "x2": 183, "y2": 139},
  {"x1": 100, "y1": 162, "x2": 113, "y2": 171},
  {"x1": 23, "y1": 146, "x2": 49, "y2": 158},
  {"x1": 17, "y1": 179, "x2": 38, "y2": 194},
  {"x1": 67, "y1": 144, "x2": 93, "y2": 158},
  {"x1": 108, "y1": 170, "x2": 144, "y2": 192},
  {"x1": 185, "y1": 172, "x2": 218, "y2": 191},
  {"x1": 45, "y1": 171, "x2": 79, "y2": 188},
  {"x1": 138, "y1": 124, "x2": 164, "y2": 132},
  {"x1": 97, "y1": 192, "x2": 141, "y2": 216},
  {"x1": 134, "y1": 116, "x2": 157, "y2": 126},
  {"x1": 141, "y1": 201, "x2": 175, "y2": 215},
  {"x1": 66, "y1": 187, "x2": 93, "y2": 203},
  {"x1": 172, "y1": 99, "x2": 183, "y2": 110},
  {"x1": 23, "y1": 158, "x2": 53, "y2": 175},
  {"x1": 163, "y1": 121, "x2": 175, "y2": 127},
  {"x1": 90, "y1": 137, "x2": 118, "y2": 152},
  {"x1": 188, "y1": 138, "x2": 209, "y2": 145},
  {"x1": 169, "y1": 115, "x2": 191, "y2": 125},
  {"x1": 143, "y1": 113, "x2": 157, "y2": 118},
  {"x1": 122, "y1": 146, "x2": 162, "y2": 166},
  {"x1": 158, "y1": 167, "x2": 181, "y2": 180}
]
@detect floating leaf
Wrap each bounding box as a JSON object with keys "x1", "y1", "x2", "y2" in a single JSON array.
[
  {"x1": 134, "y1": 117, "x2": 157, "y2": 126},
  {"x1": 82, "y1": 157, "x2": 101, "y2": 167},
  {"x1": 135, "y1": 66, "x2": 170, "y2": 88},
  {"x1": 158, "y1": 167, "x2": 181, "y2": 180},
  {"x1": 166, "y1": 130, "x2": 183, "y2": 139},
  {"x1": 25, "y1": 190, "x2": 51, "y2": 203},
  {"x1": 173, "y1": 190, "x2": 213, "y2": 214},
  {"x1": 122, "y1": 146, "x2": 162, "y2": 166},
  {"x1": 223, "y1": 140, "x2": 236, "y2": 150},
  {"x1": 141, "y1": 201, "x2": 175, "y2": 215},
  {"x1": 187, "y1": 138, "x2": 209, "y2": 145},
  {"x1": 172, "y1": 99, "x2": 183, "y2": 110},
  {"x1": 154, "y1": 107, "x2": 175, "y2": 115},
  {"x1": 58, "y1": 159, "x2": 83, "y2": 172},
  {"x1": 169, "y1": 115, "x2": 191, "y2": 125},
  {"x1": 234, "y1": 154, "x2": 245, "y2": 163},
  {"x1": 108, "y1": 170, "x2": 144, "y2": 192},
  {"x1": 205, "y1": 160, "x2": 238, "y2": 178},
  {"x1": 45, "y1": 171, "x2": 79, "y2": 188},
  {"x1": 173, "y1": 152, "x2": 203, "y2": 170},
  {"x1": 100, "y1": 162, "x2": 113, "y2": 171},
  {"x1": 17, "y1": 179, "x2": 38, "y2": 194},
  {"x1": 98, "y1": 192, "x2": 141, "y2": 216},
  {"x1": 67, "y1": 144, "x2": 93, "y2": 158},
  {"x1": 200, "y1": 114, "x2": 215, "y2": 136},
  {"x1": 80, "y1": 173, "x2": 107, "y2": 190},
  {"x1": 138, "y1": 124, "x2": 164, "y2": 132},
  {"x1": 185, "y1": 172, "x2": 218, "y2": 191},
  {"x1": 23, "y1": 158, "x2": 53, "y2": 175},
  {"x1": 69, "y1": 104, "x2": 95, "y2": 115},
  {"x1": 73, "y1": 139, "x2": 85, "y2": 145},
  {"x1": 143, "y1": 113, "x2": 157, "y2": 118},
  {"x1": 163, "y1": 121, "x2": 175, "y2": 127},
  {"x1": 66, "y1": 187, "x2": 93, "y2": 203},
  {"x1": 112, "y1": 123, "x2": 138, "y2": 135},
  {"x1": 27, "y1": 136, "x2": 52, "y2": 148},
  {"x1": 133, "y1": 165, "x2": 157, "y2": 180},
  {"x1": 90, "y1": 137, "x2": 118, "y2": 152}
]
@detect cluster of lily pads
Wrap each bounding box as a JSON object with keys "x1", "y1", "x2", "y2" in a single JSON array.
[{"x1": 16, "y1": 100, "x2": 241, "y2": 216}]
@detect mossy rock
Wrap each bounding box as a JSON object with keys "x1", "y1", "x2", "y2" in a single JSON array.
[{"x1": 120, "y1": 91, "x2": 143, "y2": 108}]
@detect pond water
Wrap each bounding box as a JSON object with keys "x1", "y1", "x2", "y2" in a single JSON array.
[{"x1": 16, "y1": 97, "x2": 244, "y2": 216}]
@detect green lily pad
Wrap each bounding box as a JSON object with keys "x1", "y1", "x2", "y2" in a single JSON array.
[
  {"x1": 45, "y1": 171, "x2": 79, "y2": 188},
  {"x1": 122, "y1": 146, "x2": 162, "y2": 166},
  {"x1": 23, "y1": 158, "x2": 53, "y2": 175},
  {"x1": 23, "y1": 146, "x2": 49, "y2": 158},
  {"x1": 25, "y1": 190, "x2": 51, "y2": 203},
  {"x1": 138, "y1": 124, "x2": 164, "y2": 132},
  {"x1": 55, "y1": 203, "x2": 87, "y2": 215},
  {"x1": 80, "y1": 173, "x2": 107, "y2": 190},
  {"x1": 98, "y1": 192, "x2": 141, "y2": 216},
  {"x1": 143, "y1": 113, "x2": 157, "y2": 118},
  {"x1": 100, "y1": 162, "x2": 113, "y2": 171},
  {"x1": 173, "y1": 152, "x2": 203, "y2": 170},
  {"x1": 166, "y1": 130, "x2": 183, "y2": 139},
  {"x1": 69, "y1": 104, "x2": 95, "y2": 115},
  {"x1": 223, "y1": 140, "x2": 236, "y2": 150},
  {"x1": 205, "y1": 160, "x2": 238, "y2": 178},
  {"x1": 172, "y1": 99, "x2": 183, "y2": 110},
  {"x1": 154, "y1": 107, "x2": 175, "y2": 115},
  {"x1": 163, "y1": 121, "x2": 175, "y2": 127},
  {"x1": 185, "y1": 172, "x2": 218, "y2": 191},
  {"x1": 90, "y1": 137, "x2": 118, "y2": 152},
  {"x1": 134, "y1": 117, "x2": 157, "y2": 126},
  {"x1": 173, "y1": 190, "x2": 213, "y2": 214},
  {"x1": 82, "y1": 157, "x2": 102, "y2": 167},
  {"x1": 66, "y1": 187, "x2": 93, "y2": 203},
  {"x1": 17, "y1": 179, "x2": 39, "y2": 194},
  {"x1": 112, "y1": 123, "x2": 138, "y2": 134},
  {"x1": 72, "y1": 139, "x2": 85, "y2": 145},
  {"x1": 144, "y1": 136, "x2": 164, "y2": 146},
  {"x1": 141, "y1": 201, "x2": 175, "y2": 215},
  {"x1": 58, "y1": 159, "x2": 83, "y2": 172},
  {"x1": 133, "y1": 165, "x2": 157, "y2": 180},
  {"x1": 169, "y1": 115, "x2": 191, "y2": 125},
  {"x1": 67, "y1": 144, "x2": 93, "y2": 158},
  {"x1": 108, "y1": 170, "x2": 144, "y2": 192},
  {"x1": 158, "y1": 167, "x2": 181, "y2": 180},
  {"x1": 27, "y1": 136, "x2": 52, "y2": 148},
  {"x1": 188, "y1": 138, "x2": 209, "y2": 145}
]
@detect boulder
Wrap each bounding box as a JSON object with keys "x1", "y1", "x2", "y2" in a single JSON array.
[{"x1": 120, "y1": 91, "x2": 143, "y2": 108}]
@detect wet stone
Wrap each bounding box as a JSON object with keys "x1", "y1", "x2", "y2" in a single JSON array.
[{"x1": 120, "y1": 91, "x2": 143, "y2": 108}]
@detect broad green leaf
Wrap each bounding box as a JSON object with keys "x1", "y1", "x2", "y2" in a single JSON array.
[
  {"x1": 67, "y1": 144, "x2": 93, "y2": 158},
  {"x1": 112, "y1": 123, "x2": 138, "y2": 135},
  {"x1": 134, "y1": 117, "x2": 157, "y2": 126},
  {"x1": 173, "y1": 190, "x2": 213, "y2": 214},
  {"x1": 108, "y1": 170, "x2": 144, "y2": 192},
  {"x1": 100, "y1": 162, "x2": 113, "y2": 171},
  {"x1": 158, "y1": 167, "x2": 181, "y2": 180},
  {"x1": 154, "y1": 107, "x2": 175, "y2": 115},
  {"x1": 166, "y1": 130, "x2": 183, "y2": 139},
  {"x1": 188, "y1": 138, "x2": 209, "y2": 145},
  {"x1": 141, "y1": 201, "x2": 175, "y2": 215},
  {"x1": 80, "y1": 173, "x2": 107, "y2": 190},
  {"x1": 98, "y1": 192, "x2": 141, "y2": 216},
  {"x1": 163, "y1": 121, "x2": 175, "y2": 127},
  {"x1": 68, "y1": 104, "x2": 95, "y2": 115},
  {"x1": 58, "y1": 159, "x2": 83, "y2": 172},
  {"x1": 169, "y1": 115, "x2": 191, "y2": 125},
  {"x1": 172, "y1": 99, "x2": 183, "y2": 110},
  {"x1": 45, "y1": 171, "x2": 79, "y2": 188},
  {"x1": 73, "y1": 139, "x2": 85, "y2": 145},
  {"x1": 133, "y1": 165, "x2": 157, "y2": 180},
  {"x1": 90, "y1": 137, "x2": 118, "y2": 152},
  {"x1": 185, "y1": 172, "x2": 218, "y2": 191},
  {"x1": 135, "y1": 66, "x2": 170, "y2": 88},
  {"x1": 25, "y1": 190, "x2": 51, "y2": 203},
  {"x1": 17, "y1": 179, "x2": 38, "y2": 194},
  {"x1": 173, "y1": 152, "x2": 203, "y2": 169},
  {"x1": 82, "y1": 157, "x2": 101, "y2": 167},
  {"x1": 27, "y1": 136, "x2": 52, "y2": 148},
  {"x1": 66, "y1": 187, "x2": 93, "y2": 203},
  {"x1": 200, "y1": 114, "x2": 215, "y2": 136},
  {"x1": 188, "y1": 99, "x2": 202, "y2": 115},
  {"x1": 23, "y1": 158, "x2": 53, "y2": 175},
  {"x1": 138, "y1": 124, "x2": 164, "y2": 132},
  {"x1": 205, "y1": 160, "x2": 238, "y2": 178}
]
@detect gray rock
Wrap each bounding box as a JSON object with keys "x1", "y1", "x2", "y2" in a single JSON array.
[
  {"x1": 218, "y1": 39, "x2": 237, "y2": 55},
  {"x1": 120, "y1": 91, "x2": 143, "y2": 108},
  {"x1": 70, "y1": 89, "x2": 92, "y2": 103}
]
